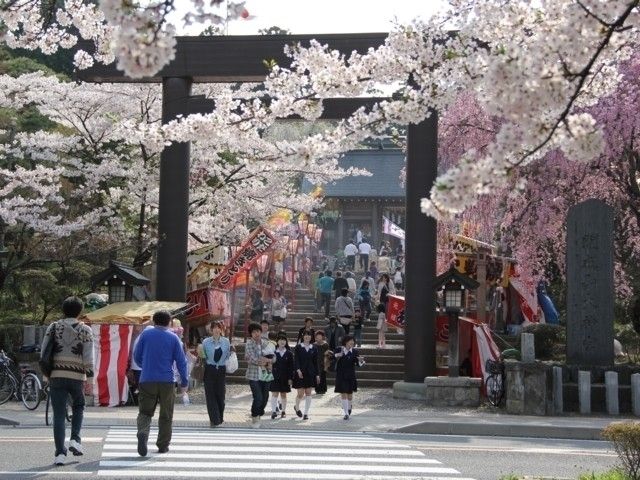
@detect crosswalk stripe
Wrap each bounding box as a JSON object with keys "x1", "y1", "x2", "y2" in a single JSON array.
[
  {"x1": 105, "y1": 436, "x2": 409, "y2": 447},
  {"x1": 98, "y1": 427, "x2": 473, "y2": 479},
  {"x1": 99, "y1": 461, "x2": 458, "y2": 474},
  {"x1": 97, "y1": 472, "x2": 476, "y2": 480},
  {"x1": 100, "y1": 452, "x2": 441, "y2": 464},
  {"x1": 103, "y1": 444, "x2": 424, "y2": 455}
]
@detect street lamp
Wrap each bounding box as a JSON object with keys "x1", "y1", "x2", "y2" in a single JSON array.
[
  {"x1": 256, "y1": 253, "x2": 269, "y2": 296},
  {"x1": 297, "y1": 216, "x2": 309, "y2": 236},
  {"x1": 434, "y1": 266, "x2": 479, "y2": 378},
  {"x1": 287, "y1": 238, "x2": 299, "y2": 310}
]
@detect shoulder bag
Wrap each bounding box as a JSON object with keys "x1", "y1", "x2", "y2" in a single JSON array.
[{"x1": 39, "y1": 322, "x2": 58, "y2": 377}]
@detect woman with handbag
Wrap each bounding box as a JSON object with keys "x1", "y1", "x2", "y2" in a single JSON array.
[
  {"x1": 334, "y1": 288, "x2": 355, "y2": 335},
  {"x1": 201, "y1": 321, "x2": 230, "y2": 427},
  {"x1": 270, "y1": 289, "x2": 288, "y2": 333}
]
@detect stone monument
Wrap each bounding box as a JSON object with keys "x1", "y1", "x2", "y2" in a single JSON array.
[{"x1": 566, "y1": 199, "x2": 614, "y2": 366}]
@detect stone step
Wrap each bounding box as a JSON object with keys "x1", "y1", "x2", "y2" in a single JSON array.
[
  {"x1": 225, "y1": 376, "x2": 396, "y2": 388},
  {"x1": 226, "y1": 369, "x2": 404, "y2": 380}
]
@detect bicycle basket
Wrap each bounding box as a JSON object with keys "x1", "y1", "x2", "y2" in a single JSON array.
[{"x1": 485, "y1": 358, "x2": 504, "y2": 374}]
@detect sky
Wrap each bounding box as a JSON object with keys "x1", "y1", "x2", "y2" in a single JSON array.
[{"x1": 178, "y1": 0, "x2": 446, "y2": 35}]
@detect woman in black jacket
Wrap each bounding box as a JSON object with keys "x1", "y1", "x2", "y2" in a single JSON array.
[
  {"x1": 333, "y1": 335, "x2": 362, "y2": 420},
  {"x1": 269, "y1": 333, "x2": 294, "y2": 419},
  {"x1": 292, "y1": 330, "x2": 319, "y2": 420}
]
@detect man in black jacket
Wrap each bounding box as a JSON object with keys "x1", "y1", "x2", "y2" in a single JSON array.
[{"x1": 332, "y1": 271, "x2": 349, "y2": 302}]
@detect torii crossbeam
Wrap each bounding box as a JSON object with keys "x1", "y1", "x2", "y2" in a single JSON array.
[{"x1": 78, "y1": 33, "x2": 437, "y2": 382}]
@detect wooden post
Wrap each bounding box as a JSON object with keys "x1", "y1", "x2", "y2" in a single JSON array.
[
  {"x1": 448, "y1": 312, "x2": 459, "y2": 378},
  {"x1": 243, "y1": 269, "x2": 250, "y2": 342}
]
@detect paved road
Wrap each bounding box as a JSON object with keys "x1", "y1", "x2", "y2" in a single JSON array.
[{"x1": 0, "y1": 426, "x2": 618, "y2": 479}]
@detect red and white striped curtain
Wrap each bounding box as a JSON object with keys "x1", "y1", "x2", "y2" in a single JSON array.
[{"x1": 91, "y1": 324, "x2": 133, "y2": 407}]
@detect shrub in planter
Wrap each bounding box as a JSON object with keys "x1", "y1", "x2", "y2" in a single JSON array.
[
  {"x1": 518, "y1": 324, "x2": 566, "y2": 360},
  {"x1": 603, "y1": 422, "x2": 640, "y2": 480}
]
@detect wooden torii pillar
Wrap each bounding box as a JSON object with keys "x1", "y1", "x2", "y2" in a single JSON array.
[{"x1": 78, "y1": 33, "x2": 437, "y2": 384}]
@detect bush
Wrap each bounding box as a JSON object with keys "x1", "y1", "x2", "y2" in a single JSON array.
[
  {"x1": 603, "y1": 422, "x2": 640, "y2": 480},
  {"x1": 579, "y1": 470, "x2": 629, "y2": 480},
  {"x1": 518, "y1": 323, "x2": 565, "y2": 360}
]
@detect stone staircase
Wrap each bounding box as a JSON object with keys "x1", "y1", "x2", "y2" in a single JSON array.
[{"x1": 226, "y1": 287, "x2": 405, "y2": 388}]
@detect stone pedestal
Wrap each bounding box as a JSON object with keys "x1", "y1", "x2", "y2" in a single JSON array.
[
  {"x1": 424, "y1": 376, "x2": 481, "y2": 407},
  {"x1": 505, "y1": 360, "x2": 552, "y2": 415},
  {"x1": 393, "y1": 381, "x2": 427, "y2": 400}
]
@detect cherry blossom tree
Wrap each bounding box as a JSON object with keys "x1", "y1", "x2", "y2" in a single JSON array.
[
  {"x1": 0, "y1": 72, "x2": 367, "y2": 290},
  {"x1": 2, "y1": 1, "x2": 638, "y2": 225}
]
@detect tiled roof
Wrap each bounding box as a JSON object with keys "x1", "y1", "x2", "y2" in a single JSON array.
[{"x1": 302, "y1": 149, "x2": 405, "y2": 198}]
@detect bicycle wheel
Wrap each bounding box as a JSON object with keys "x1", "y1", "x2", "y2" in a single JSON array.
[
  {"x1": 45, "y1": 389, "x2": 52, "y2": 426},
  {"x1": 0, "y1": 370, "x2": 16, "y2": 405},
  {"x1": 486, "y1": 374, "x2": 503, "y2": 406},
  {"x1": 20, "y1": 373, "x2": 42, "y2": 410}
]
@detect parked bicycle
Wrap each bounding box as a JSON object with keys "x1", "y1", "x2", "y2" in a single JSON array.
[
  {"x1": 44, "y1": 382, "x2": 72, "y2": 426},
  {"x1": 0, "y1": 349, "x2": 44, "y2": 410},
  {"x1": 485, "y1": 357, "x2": 505, "y2": 406}
]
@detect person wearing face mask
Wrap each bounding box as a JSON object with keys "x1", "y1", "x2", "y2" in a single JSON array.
[
  {"x1": 269, "y1": 333, "x2": 294, "y2": 419},
  {"x1": 332, "y1": 335, "x2": 363, "y2": 420}
]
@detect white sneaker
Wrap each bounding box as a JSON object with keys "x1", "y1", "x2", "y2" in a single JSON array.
[
  {"x1": 251, "y1": 416, "x2": 261, "y2": 429},
  {"x1": 54, "y1": 453, "x2": 66, "y2": 466},
  {"x1": 68, "y1": 439, "x2": 83, "y2": 456}
]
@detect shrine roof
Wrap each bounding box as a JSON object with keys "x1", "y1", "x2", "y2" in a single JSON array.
[{"x1": 302, "y1": 149, "x2": 405, "y2": 198}]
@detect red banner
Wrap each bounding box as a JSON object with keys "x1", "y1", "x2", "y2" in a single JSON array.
[
  {"x1": 212, "y1": 226, "x2": 276, "y2": 289},
  {"x1": 387, "y1": 295, "x2": 405, "y2": 329},
  {"x1": 186, "y1": 287, "x2": 230, "y2": 321}
]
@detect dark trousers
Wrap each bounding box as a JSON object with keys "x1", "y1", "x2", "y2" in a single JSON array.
[
  {"x1": 340, "y1": 319, "x2": 351, "y2": 335},
  {"x1": 359, "y1": 299, "x2": 372, "y2": 319},
  {"x1": 346, "y1": 255, "x2": 355, "y2": 270},
  {"x1": 249, "y1": 380, "x2": 270, "y2": 417},
  {"x1": 50, "y1": 377, "x2": 85, "y2": 456},
  {"x1": 315, "y1": 370, "x2": 327, "y2": 394},
  {"x1": 204, "y1": 365, "x2": 226, "y2": 425},
  {"x1": 359, "y1": 254, "x2": 369, "y2": 271},
  {"x1": 320, "y1": 292, "x2": 332, "y2": 318},
  {"x1": 137, "y1": 382, "x2": 175, "y2": 449}
]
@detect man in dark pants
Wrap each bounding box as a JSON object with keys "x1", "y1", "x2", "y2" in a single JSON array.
[
  {"x1": 134, "y1": 310, "x2": 188, "y2": 456},
  {"x1": 317, "y1": 270, "x2": 334, "y2": 318},
  {"x1": 244, "y1": 322, "x2": 273, "y2": 428},
  {"x1": 41, "y1": 296, "x2": 95, "y2": 466}
]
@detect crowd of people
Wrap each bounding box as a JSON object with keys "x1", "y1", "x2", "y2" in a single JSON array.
[{"x1": 315, "y1": 266, "x2": 400, "y2": 349}]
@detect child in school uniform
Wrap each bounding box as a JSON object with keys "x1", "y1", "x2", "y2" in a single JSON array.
[
  {"x1": 293, "y1": 330, "x2": 319, "y2": 420},
  {"x1": 376, "y1": 303, "x2": 387, "y2": 348},
  {"x1": 269, "y1": 333, "x2": 294, "y2": 419},
  {"x1": 314, "y1": 330, "x2": 329, "y2": 394},
  {"x1": 332, "y1": 335, "x2": 362, "y2": 420}
]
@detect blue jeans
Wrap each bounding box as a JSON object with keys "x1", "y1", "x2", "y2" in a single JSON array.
[
  {"x1": 354, "y1": 328, "x2": 362, "y2": 346},
  {"x1": 49, "y1": 377, "x2": 85, "y2": 456},
  {"x1": 248, "y1": 380, "x2": 270, "y2": 417}
]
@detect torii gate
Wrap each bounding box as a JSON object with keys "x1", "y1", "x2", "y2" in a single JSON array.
[{"x1": 79, "y1": 33, "x2": 437, "y2": 386}]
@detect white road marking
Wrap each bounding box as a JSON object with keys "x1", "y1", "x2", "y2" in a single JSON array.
[{"x1": 98, "y1": 427, "x2": 474, "y2": 479}]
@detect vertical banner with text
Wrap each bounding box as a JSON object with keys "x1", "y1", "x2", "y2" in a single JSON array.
[{"x1": 212, "y1": 226, "x2": 276, "y2": 289}]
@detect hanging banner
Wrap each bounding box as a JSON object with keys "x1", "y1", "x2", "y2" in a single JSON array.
[
  {"x1": 386, "y1": 294, "x2": 406, "y2": 330},
  {"x1": 383, "y1": 216, "x2": 405, "y2": 240},
  {"x1": 91, "y1": 324, "x2": 133, "y2": 407},
  {"x1": 186, "y1": 287, "x2": 231, "y2": 321},
  {"x1": 212, "y1": 226, "x2": 276, "y2": 289}
]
